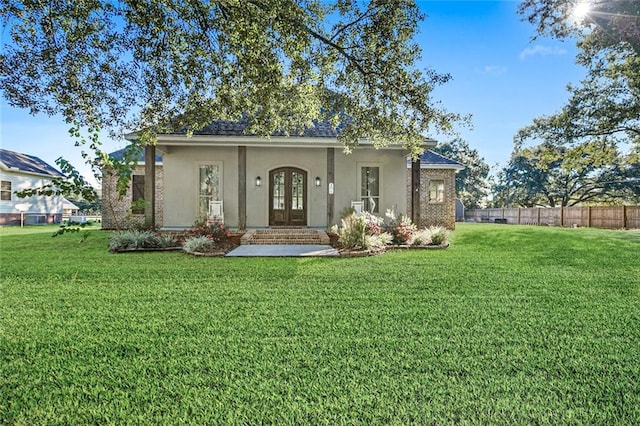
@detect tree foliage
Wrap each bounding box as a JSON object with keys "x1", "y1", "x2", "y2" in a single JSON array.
[
  {"x1": 1, "y1": 0, "x2": 465, "y2": 158},
  {"x1": 493, "y1": 139, "x2": 639, "y2": 207},
  {"x1": 517, "y1": 0, "x2": 640, "y2": 149},
  {"x1": 431, "y1": 138, "x2": 491, "y2": 209}
]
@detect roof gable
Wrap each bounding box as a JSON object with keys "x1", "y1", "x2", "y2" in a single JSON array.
[{"x1": 0, "y1": 149, "x2": 65, "y2": 177}]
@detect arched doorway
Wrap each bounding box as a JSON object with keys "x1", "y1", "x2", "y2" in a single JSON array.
[{"x1": 269, "y1": 167, "x2": 307, "y2": 226}]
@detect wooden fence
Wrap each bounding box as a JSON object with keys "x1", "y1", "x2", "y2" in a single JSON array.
[{"x1": 465, "y1": 206, "x2": 640, "y2": 229}]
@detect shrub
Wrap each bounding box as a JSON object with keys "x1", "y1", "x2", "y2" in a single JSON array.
[
  {"x1": 109, "y1": 230, "x2": 159, "y2": 251},
  {"x1": 368, "y1": 232, "x2": 392, "y2": 250},
  {"x1": 157, "y1": 234, "x2": 178, "y2": 248},
  {"x1": 411, "y1": 229, "x2": 432, "y2": 246},
  {"x1": 182, "y1": 236, "x2": 218, "y2": 253},
  {"x1": 339, "y1": 206, "x2": 356, "y2": 219},
  {"x1": 384, "y1": 209, "x2": 417, "y2": 245},
  {"x1": 185, "y1": 218, "x2": 230, "y2": 242},
  {"x1": 337, "y1": 214, "x2": 368, "y2": 250},
  {"x1": 362, "y1": 212, "x2": 384, "y2": 236},
  {"x1": 429, "y1": 226, "x2": 450, "y2": 245},
  {"x1": 108, "y1": 230, "x2": 179, "y2": 252}
]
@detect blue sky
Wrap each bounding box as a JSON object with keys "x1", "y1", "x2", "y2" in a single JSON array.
[{"x1": 0, "y1": 1, "x2": 586, "y2": 186}]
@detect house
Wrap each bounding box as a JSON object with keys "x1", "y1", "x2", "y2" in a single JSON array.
[
  {"x1": 102, "y1": 119, "x2": 464, "y2": 230},
  {"x1": 0, "y1": 149, "x2": 67, "y2": 225}
]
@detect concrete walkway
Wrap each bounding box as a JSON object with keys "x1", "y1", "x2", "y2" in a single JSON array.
[{"x1": 225, "y1": 244, "x2": 339, "y2": 257}]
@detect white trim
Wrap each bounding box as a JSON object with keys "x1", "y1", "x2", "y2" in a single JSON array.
[{"x1": 126, "y1": 133, "x2": 437, "y2": 152}]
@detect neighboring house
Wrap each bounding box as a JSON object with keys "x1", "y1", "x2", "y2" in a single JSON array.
[
  {"x1": 102, "y1": 119, "x2": 464, "y2": 230},
  {"x1": 0, "y1": 149, "x2": 67, "y2": 225},
  {"x1": 62, "y1": 199, "x2": 80, "y2": 216},
  {"x1": 101, "y1": 147, "x2": 163, "y2": 230}
]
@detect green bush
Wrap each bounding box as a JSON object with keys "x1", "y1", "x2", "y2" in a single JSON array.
[
  {"x1": 182, "y1": 236, "x2": 218, "y2": 253},
  {"x1": 157, "y1": 234, "x2": 178, "y2": 248},
  {"x1": 109, "y1": 230, "x2": 158, "y2": 251},
  {"x1": 108, "y1": 230, "x2": 177, "y2": 252}
]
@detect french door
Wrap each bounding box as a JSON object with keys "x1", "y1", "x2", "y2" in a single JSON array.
[{"x1": 269, "y1": 167, "x2": 307, "y2": 226}]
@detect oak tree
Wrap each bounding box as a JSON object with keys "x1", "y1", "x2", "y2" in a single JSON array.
[
  {"x1": 493, "y1": 139, "x2": 637, "y2": 207},
  {"x1": 1, "y1": 0, "x2": 463, "y2": 156},
  {"x1": 432, "y1": 138, "x2": 491, "y2": 209},
  {"x1": 517, "y1": 0, "x2": 640, "y2": 149}
]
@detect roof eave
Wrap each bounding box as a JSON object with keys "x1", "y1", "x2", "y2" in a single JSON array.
[{"x1": 128, "y1": 134, "x2": 437, "y2": 152}]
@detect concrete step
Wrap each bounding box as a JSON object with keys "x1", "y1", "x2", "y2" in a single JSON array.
[{"x1": 241, "y1": 229, "x2": 330, "y2": 245}]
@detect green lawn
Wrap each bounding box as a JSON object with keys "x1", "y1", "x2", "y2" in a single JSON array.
[{"x1": 1, "y1": 224, "x2": 639, "y2": 424}]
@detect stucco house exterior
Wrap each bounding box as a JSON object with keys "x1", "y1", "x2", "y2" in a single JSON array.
[
  {"x1": 0, "y1": 148, "x2": 70, "y2": 225},
  {"x1": 102, "y1": 119, "x2": 464, "y2": 230}
]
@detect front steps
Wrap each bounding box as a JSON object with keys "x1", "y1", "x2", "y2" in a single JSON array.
[{"x1": 240, "y1": 228, "x2": 330, "y2": 245}]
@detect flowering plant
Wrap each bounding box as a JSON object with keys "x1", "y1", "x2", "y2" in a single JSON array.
[
  {"x1": 384, "y1": 208, "x2": 417, "y2": 245},
  {"x1": 362, "y1": 211, "x2": 384, "y2": 236},
  {"x1": 185, "y1": 218, "x2": 230, "y2": 242}
]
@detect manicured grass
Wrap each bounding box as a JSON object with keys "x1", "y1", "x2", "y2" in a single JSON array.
[{"x1": 1, "y1": 224, "x2": 639, "y2": 423}]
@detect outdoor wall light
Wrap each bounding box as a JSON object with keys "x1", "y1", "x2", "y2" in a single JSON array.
[
  {"x1": 315, "y1": 177, "x2": 321, "y2": 187},
  {"x1": 256, "y1": 176, "x2": 262, "y2": 187}
]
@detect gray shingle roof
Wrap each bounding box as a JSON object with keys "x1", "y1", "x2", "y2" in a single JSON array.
[
  {"x1": 171, "y1": 117, "x2": 340, "y2": 138},
  {"x1": 419, "y1": 150, "x2": 465, "y2": 168},
  {"x1": 0, "y1": 149, "x2": 65, "y2": 177},
  {"x1": 108, "y1": 147, "x2": 163, "y2": 163}
]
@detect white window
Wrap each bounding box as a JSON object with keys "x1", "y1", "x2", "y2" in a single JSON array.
[
  {"x1": 429, "y1": 180, "x2": 445, "y2": 203},
  {"x1": 359, "y1": 165, "x2": 380, "y2": 213},
  {"x1": 197, "y1": 163, "x2": 222, "y2": 218},
  {"x1": 1, "y1": 180, "x2": 11, "y2": 201}
]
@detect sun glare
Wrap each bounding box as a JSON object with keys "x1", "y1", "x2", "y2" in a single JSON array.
[{"x1": 572, "y1": 1, "x2": 591, "y2": 22}]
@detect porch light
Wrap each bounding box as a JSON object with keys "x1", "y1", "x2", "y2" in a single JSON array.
[
  {"x1": 315, "y1": 177, "x2": 321, "y2": 187},
  {"x1": 256, "y1": 176, "x2": 262, "y2": 187}
]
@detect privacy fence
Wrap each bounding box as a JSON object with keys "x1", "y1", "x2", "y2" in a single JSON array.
[{"x1": 464, "y1": 206, "x2": 640, "y2": 229}]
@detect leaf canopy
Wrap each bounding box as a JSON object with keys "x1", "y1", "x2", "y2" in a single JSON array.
[{"x1": 1, "y1": 0, "x2": 464, "y2": 154}]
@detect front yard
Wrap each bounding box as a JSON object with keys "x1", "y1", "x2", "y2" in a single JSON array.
[{"x1": 1, "y1": 224, "x2": 639, "y2": 423}]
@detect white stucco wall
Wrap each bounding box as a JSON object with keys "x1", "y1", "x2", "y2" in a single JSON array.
[
  {"x1": 333, "y1": 148, "x2": 410, "y2": 220},
  {"x1": 162, "y1": 146, "x2": 238, "y2": 227},
  {"x1": 161, "y1": 145, "x2": 410, "y2": 229}
]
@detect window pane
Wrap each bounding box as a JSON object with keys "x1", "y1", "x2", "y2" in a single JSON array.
[
  {"x1": 0, "y1": 180, "x2": 11, "y2": 201},
  {"x1": 429, "y1": 180, "x2": 445, "y2": 203},
  {"x1": 131, "y1": 175, "x2": 145, "y2": 214},
  {"x1": 360, "y1": 167, "x2": 379, "y2": 213},
  {"x1": 272, "y1": 172, "x2": 285, "y2": 210},
  {"x1": 291, "y1": 172, "x2": 303, "y2": 210},
  {"x1": 199, "y1": 165, "x2": 220, "y2": 216}
]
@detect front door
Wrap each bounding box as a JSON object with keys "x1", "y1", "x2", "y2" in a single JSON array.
[{"x1": 269, "y1": 167, "x2": 307, "y2": 226}]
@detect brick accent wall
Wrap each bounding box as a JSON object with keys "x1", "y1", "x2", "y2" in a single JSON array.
[
  {"x1": 406, "y1": 168, "x2": 457, "y2": 230},
  {"x1": 101, "y1": 165, "x2": 163, "y2": 229}
]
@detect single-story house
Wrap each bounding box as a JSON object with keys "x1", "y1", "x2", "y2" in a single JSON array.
[
  {"x1": 102, "y1": 119, "x2": 464, "y2": 230},
  {"x1": 0, "y1": 148, "x2": 69, "y2": 225}
]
